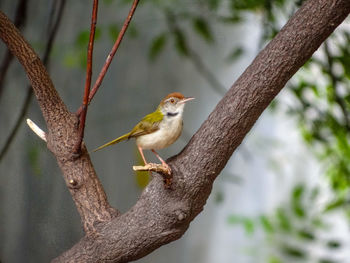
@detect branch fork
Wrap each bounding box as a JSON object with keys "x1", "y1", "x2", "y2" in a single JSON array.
[{"x1": 1, "y1": 0, "x2": 349, "y2": 261}]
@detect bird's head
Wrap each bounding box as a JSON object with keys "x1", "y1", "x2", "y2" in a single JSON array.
[{"x1": 159, "y1": 92, "x2": 194, "y2": 117}]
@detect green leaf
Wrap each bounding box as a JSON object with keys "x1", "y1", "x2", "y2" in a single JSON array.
[
  {"x1": 173, "y1": 29, "x2": 189, "y2": 56},
  {"x1": 75, "y1": 28, "x2": 101, "y2": 48},
  {"x1": 280, "y1": 245, "x2": 306, "y2": 259},
  {"x1": 192, "y1": 17, "x2": 214, "y2": 43},
  {"x1": 326, "y1": 240, "x2": 342, "y2": 249},
  {"x1": 227, "y1": 214, "x2": 243, "y2": 224},
  {"x1": 226, "y1": 46, "x2": 244, "y2": 62},
  {"x1": 208, "y1": 0, "x2": 220, "y2": 10},
  {"x1": 227, "y1": 215, "x2": 255, "y2": 235},
  {"x1": 259, "y1": 215, "x2": 274, "y2": 233},
  {"x1": 243, "y1": 218, "x2": 255, "y2": 235},
  {"x1": 276, "y1": 208, "x2": 291, "y2": 232},
  {"x1": 324, "y1": 198, "x2": 347, "y2": 212},
  {"x1": 108, "y1": 24, "x2": 120, "y2": 40},
  {"x1": 291, "y1": 184, "x2": 306, "y2": 218},
  {"x1": 76, "y1": 30, "x2": 90, "y2": 48},
  {"x1": 149, "y1": 33, "x2": 167, "y2": 61},
  {"x1": 297, "y1": 229, "x2": 315, "y2": 241}
]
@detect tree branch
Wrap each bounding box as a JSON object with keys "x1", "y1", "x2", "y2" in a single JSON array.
[
  {"x1": 0, "y1": 0, "x2": 66, "y2": 162},
  {"x1": 53, "y1": 0, "x2": 350, "y2": 262},
  {"x1": 75, "y1": 0, "x2": 99, "y2": 154},
  {"x1": 0, "y1": 0, "x2": 349, "y2": 261},
  {"x1": 76, "y1": 0, "x2": 140, "y2": 115},
  {"x1": 0, "y1": 10, "x2": 119, "y2": 232}
]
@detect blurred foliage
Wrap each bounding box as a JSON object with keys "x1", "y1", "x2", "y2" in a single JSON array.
[
  {"x1": 65, "y1": 0, "x2": 350, "y2": 215},
  {"x1": 139, "y1": 0, "x2": 350, "y2": 206},
  {"x1": 57, "y1": 0, "x2": 350, "y2": 261},
  {"x1": 228, "y1": 184, "x2": 345, "y2": 263},
  {"x1": 288, "y1": 36, "x2": 350, "y2": 194}
]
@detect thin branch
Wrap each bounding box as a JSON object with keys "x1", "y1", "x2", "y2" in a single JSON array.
[
  {"x1": 26, "y1": 118, "x2": 47, "y2": 141},
  {"x1": 1, "y1": 0, "x2": 349, "y2": 261},
  {"x1": 0, "y1": 0, "x2": 27, "y2": 98},
  {"x1": 74, "y1": 0, "x2": 99, "y2": 154},
  {"x1": 0, "y1": 89, "x2": 33, "y2": 160},
  {"x1": 0, "y1": 8, "x2": 119, "y2": 232},
  {"x1": 76, "y1": 0, "x2": 140, "y2": 115},
  {"x1": 0, "y1": 0, "x2": 66, "y2": 162},
  {"x1": 54, "y1": 0, "x2": 350, "y2": 262}
]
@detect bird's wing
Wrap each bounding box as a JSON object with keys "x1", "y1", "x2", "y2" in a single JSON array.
[{"x1": 128, "y1": 109, "x2": 163, "y2": 138}]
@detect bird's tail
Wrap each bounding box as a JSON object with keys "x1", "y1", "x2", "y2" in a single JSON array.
[{"x1": 93, "y1": 132, "x2": 130, "y2": 152}]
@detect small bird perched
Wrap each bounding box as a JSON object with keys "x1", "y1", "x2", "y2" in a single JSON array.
[{"x1": 93, "y1": 92, "x2": 194, "y2": 171}]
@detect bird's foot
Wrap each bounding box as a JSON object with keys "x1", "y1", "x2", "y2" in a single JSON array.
[{"x1": 160, "y1": 161, "x2": 171, "y2": 174}]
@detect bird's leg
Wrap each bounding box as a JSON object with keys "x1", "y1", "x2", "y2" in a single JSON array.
[
  {"x1": 151, "y1": 149, "x2": 167, "y2": 166},
  {"x1": 137, "y1": 146, "x2": 148, "y2": 165}
]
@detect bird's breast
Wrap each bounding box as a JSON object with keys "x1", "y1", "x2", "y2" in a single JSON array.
[{"x1": 136, "y1": 115, "x2": 183, "y2": 150}]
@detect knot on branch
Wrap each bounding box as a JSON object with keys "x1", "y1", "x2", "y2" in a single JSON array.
[
  {"x1": 175, "y1": 209, "x2": 187, "y2": 221},
  {"x1": 165, "y1": 201, "x2": 191, "y2": 226}
]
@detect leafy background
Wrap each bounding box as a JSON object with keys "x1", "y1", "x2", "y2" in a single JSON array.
[{"x1": 0, "y1": 0, "x2": 349, "y2": 262}]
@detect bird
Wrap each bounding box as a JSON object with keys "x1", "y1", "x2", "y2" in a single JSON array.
[{"x1": 93, "y1": 92, "x2": 194, "y2": 171}]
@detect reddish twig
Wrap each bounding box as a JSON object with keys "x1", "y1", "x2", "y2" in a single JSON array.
[
  {"x1": 74, "y1": 0, "x2": 99, "y2": 154},
  {"x1": 76, "y1": 0, "x2": 140, "y2": 115}
]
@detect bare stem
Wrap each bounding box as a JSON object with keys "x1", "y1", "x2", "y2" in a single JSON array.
[
  {"x1": 76, "y1": 0, "x2": 140, "y2": 115},
  {"x1": 74, "y1": 0, "x2": 99, "y2": 154}
]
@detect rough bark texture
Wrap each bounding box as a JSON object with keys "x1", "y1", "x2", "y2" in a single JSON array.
[{"x1": 0, "y1": 0, "x2": 349, "y2": 262}]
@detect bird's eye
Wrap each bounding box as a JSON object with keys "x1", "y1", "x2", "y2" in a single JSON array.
[{"x1": 170, "y1": 99, "x2": 175, "y2": 103}]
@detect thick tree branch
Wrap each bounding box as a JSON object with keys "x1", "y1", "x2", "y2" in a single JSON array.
[
  {"x1": 53, "y1": 0, "x2": 350, "y2": 262},
  {"x1": 0, "y1": 10, "x2": 118, "y2": 232},
  {"x1": 0, "y1": 0, "x2": 349, "y2": 261}
]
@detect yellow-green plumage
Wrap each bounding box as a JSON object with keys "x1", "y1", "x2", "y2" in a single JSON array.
[{"x1": 93, "y1": 108, "x2": 164, "y2": 152}]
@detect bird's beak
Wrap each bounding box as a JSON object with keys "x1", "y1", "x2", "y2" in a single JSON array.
[{"x1": 180, "y1": 97, "x2": 195, "y2": 104}]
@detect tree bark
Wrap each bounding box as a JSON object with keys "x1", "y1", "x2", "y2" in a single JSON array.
[{"x1": 0, "y1": 0, "x2": 349, "y2": 262}]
